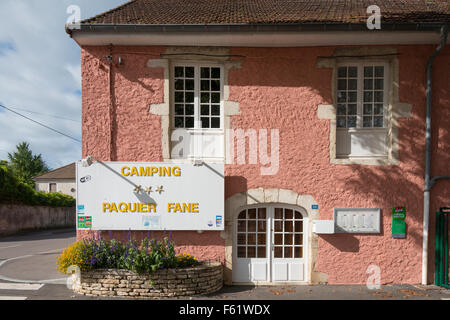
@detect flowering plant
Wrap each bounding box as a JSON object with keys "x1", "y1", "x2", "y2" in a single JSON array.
[{"x1": 57, "y1": 236, "x2": 199, "y2": 274}]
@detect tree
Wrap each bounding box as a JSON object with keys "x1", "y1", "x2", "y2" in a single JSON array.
[{"x1": 7, "y1": 142, "x2": 49, "y2": 186}]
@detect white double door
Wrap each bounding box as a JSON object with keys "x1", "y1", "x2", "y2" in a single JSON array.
[{"x1": 233, "y1": 205, "x2": 308, "y2": 283}]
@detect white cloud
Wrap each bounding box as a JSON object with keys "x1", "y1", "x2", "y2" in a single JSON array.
[{"x1": 0, "y1": 0, "x2": 124, "y2": 169}]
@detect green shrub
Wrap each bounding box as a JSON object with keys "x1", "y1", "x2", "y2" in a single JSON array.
[
  {"x1": 57, "y1": 237, "x2": 199, "y2": 275},
  {"x1": 0, "y1": 163, "x2": 75, "y2": 207}
]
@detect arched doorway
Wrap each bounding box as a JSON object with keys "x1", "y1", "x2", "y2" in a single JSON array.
[{"x1": 232, "y1": 204, "x2": 308, "y2": 283}]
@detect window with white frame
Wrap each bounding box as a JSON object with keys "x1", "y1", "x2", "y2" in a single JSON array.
[
  {"x1": 336, "y1": 63, "x2": 388, "y2": 129},
  {"x1": 335, "y1": 62, "x2": 390, "y2": 159},
  {"x1": 172, "y1": 64, "x2": 223, "y2": 130}
]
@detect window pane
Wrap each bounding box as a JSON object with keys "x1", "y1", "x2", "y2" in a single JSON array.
[
  {"x1": 274, "y1": 220, "x2": 282, "y2": 232},
  {"x1": 185, "y1": 92, "x2": 194, "y2": 103},
  {"x1": 211, "y1": 105, "x2": 220, "y2": 116},
  {"x1": 348, "y1": 79, "x2": 357, "y2": 90},
  {"x1": 237, "y1": 233, "x2": 246, "y2": 245},
  {"x1": 274, "y1": 247, "x2": 282, "y2": 258},
  {"x1": 185, "y1": 67, "x2": 194, "y2": 78},
  {"x1": 294, "y1": 246, "x2": 303, "y2": 258},
  {"x1": 185, "y1": 117, "x2": 194, "y2": 128},
  {"x1": 211, "y1": 68, "x2": 220, "y2": 79},
  {"x1": 211, "y1": 80, "x2": 220, "y2": 91},
  {"x1": 284, "y1": 221, "x2": 293, "y2": 233},
  {"x1": 248, "y1": 208, "x2": 256, "y2": 219},
  {"x1": 201, "y1": 105, "x2": 209, "y2": 116},
  {"x1": 337, "y1": 116, "x2": 346, "y2": 128},
  {"x1": 238, "y1": 220, "x2": 246, "y2": 232},
  {"x1": 175, "y1": 67, "x2": 184, "y2": 78},
  {"x1": 201, "y1": 67, "x2": 210, "y2": 78},
  {"x1": 348, "y1": 104, "x2": 357, "y2": 115},
  {"x1": 374, "y1": 91, "x2": 383, "y2": 102},
  {"x1": 248, "y1": 220, "x2": 256, "y2": 232},
  {"x1": 364, "y1": 91, "x2": 373, "y2": 102},
  {"x1": 175, "y1": 92, "x2": 184, "y2": 103},
  {"x1": 294, "y1": 234, "x2": 303, "y2": 245},
  {"x1": 294, "y1": 211, "x2": 302, "y2": 219},
  {"x1": 185, "y1": 104, "x2": 194, "y2": 115},
  {"x1": 211, "y1": 93, "x2": 220, "y2": 103},
  {"x1": 274, "y1": 233, "x2": 283, "y2": 245},
  {"x1": 337, "y1": 67, "x2": 347, "y2": 78},
  {"x1": 294, "y1": 220, "x2": 303, "y2": 233},
  {"x1": 201, "y1": 80, "x2": 210, "y2": 91},
  {"x1": 337, "y1": 79, "x2": 346, "y2": 90},
  {"x1": 284, "y1": 234, "x2": 293, "y2": 245},
  {"x1": 175, "y1": 79, "x2": 184, "y2": 90},
  {"x1": 364, "y1": 79, "x2": 373, "y2": 90},
  {"x1": 258, "y1": 220, "x2": 266, "y2": 232},
  {"x1": 374, "y1": 116, "x2": 384, "y2": 127},
  {"x1": 175, "y1": 104, "x2": 184, "y2": 115},
  {"x1": 348, "y1": 67, "x2": 357, "y2": 77},
  {"x1": 174, "y1": 117, "x2": 184, "y2": 128},
  {"x1": 185, "y1": 79, "x2": 194, "y2": 91},
  {"x1": 363, "y1": 116, "x2": 373, "y2": 128},
  {"x1": 375, "y1": 79, "x2": 384, "y2": 90},
  {"x1": 257, "y1": 233, "x2": 266, "y2": 245},
  {"x1": 337, "y1": 91, "x2": 346, "y2": 103},
  {"x1": 201, "y1": 117, "x2": 210, "y2": 128},
  {"x1": 247, "y1": 247, "x2": 256, "y2": 258},
  {"x1": 364, "y1": 66, "x2": 373, "y2": 77},
  {"x1": 375, "y1": 66, "x2": 384, "y2": 77},
  {"x1": 363, "y1": 104, "x2": 373, "y2": 115},
  {"x1": 337, "y1": 104, "x2": 346, "y2": 115},
  {"x1": 257, "y1": 247, "x2": 266, "y2": 258},
  {"x1": 275, "y1": 208, "x2": 283, "y2": 219},
  {"x1": 237, "y1": 246, "x2": 246, "y2": 258},
  {"x1": 284, "y1": 247, "x2": 293, "y2": 258},
  {"x1": 285, "y1": 209, "x2": 293, "y2": 219},
  {"x1": 248, "y1": 233, "x2": 256, "y2": 245},
  {"x1": 238, "y1": 210, "x2": 246, "y2": 220},
  {"x1": 347, "y1": 116, "x2": 357, "y2": 128},
  {"x1": 374, "y1": 104, "x2": 383, "y2": 115},
  {"x1": 348, "y1": 92, "x2": 357, "y2": 102},
  {"x1": 211, "y1": 117, "x2": 220, "y2": 128}
]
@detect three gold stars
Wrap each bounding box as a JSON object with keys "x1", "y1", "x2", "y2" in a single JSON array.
[{"x1": 133, "y1": 185, "x2": 164, "y2": 194}]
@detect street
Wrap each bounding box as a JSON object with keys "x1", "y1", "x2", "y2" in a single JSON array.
[{"x1": 0, "y1": 228, "x2": 449, "y2": 300}]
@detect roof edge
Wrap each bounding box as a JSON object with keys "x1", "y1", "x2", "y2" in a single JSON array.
[{"x1": 66, "y1": 22, "x2": 449, "y2": 36}]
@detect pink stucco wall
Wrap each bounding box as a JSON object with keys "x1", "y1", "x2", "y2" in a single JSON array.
[{"x1": 79, "y1": 44, "x2": 450, "y2": 284}]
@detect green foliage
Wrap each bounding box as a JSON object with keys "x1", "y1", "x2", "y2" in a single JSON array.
[
  {"x1": 57, "y1": 237, "x2": 199, "y2": 275},
  {"x1": 7, "y1": 142, "x2": 49, "y2": 186},
  {"x1": 0, "y1": 162, "x2": 75, "y2": 207}
]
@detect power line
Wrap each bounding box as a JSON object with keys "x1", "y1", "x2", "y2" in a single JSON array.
[
  {"x1": 0, "y1": 103, "x2": 81, "y2": 143},
  {"x1": 6, "y1": 106, "x2": 81, "y2": 123}
]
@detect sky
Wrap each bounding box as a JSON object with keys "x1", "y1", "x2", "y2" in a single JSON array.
[{"x1": 0, "y1": 0, "x2": 125, "y2": 169}]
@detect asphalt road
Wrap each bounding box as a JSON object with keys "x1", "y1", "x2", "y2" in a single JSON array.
[{"x1": 0, "y1": 228, "x2": 449, "y2": 300}]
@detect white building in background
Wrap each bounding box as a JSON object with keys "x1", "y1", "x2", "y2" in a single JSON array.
[{"x1": 33, "y1": 163, "x2": 76, "y2": 198}]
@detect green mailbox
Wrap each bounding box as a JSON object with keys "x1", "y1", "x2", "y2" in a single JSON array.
[{"x1": 392, "y1": 206, "x2": 406, "y2": 238}]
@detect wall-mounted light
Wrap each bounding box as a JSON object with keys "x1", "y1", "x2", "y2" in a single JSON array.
[{"x1": 81, "y1": 156, "x2": 96, "y2": 167}]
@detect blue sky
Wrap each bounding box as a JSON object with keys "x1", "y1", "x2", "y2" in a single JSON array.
[{"x1": 0, "y1": 0, "x2": 125, "y2": 169}]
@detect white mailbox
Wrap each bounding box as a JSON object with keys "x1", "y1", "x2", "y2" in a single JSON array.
[
  {"x1": 334, "y1": 208, "x2": 381, "y2": 234},
  {"x1": 312, "y1": 220, "x2": 335, "y2": 234}
]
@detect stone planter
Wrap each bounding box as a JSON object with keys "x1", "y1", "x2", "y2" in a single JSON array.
[{"x1": 74, "y1": 262, "x2": 223, "y2": 298}]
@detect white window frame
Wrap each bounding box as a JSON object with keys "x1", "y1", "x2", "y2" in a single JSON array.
[
  {"x1": 336, "y1": 61, "x2": 390, "y2": 130},
  {"x1": 170, "y1": 61, "x2": 224, "y2": 132},
  {"x1": 335, "y1": 61, "x2": 391, "y2": 159}
]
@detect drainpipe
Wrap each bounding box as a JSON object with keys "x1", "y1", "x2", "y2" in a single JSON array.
[{"x1": 422, "y1": 25, "x2": 448, "y2": 285}]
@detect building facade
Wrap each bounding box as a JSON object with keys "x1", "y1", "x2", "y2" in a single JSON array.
[
  {"x1": 34, "y1": 163, "x2": 76, "y2": 198},
  {"x1": 68, "y1": 0, "x2": 450, "y2": 285}
]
